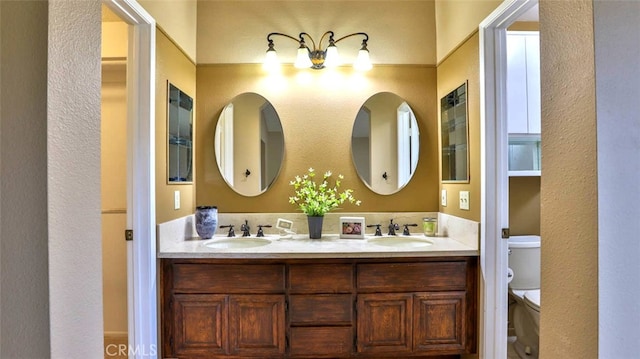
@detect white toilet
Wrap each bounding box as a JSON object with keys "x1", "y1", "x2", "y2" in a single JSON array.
[{"x1": 508, "y1": 235, "x2": 541, "y2": 359}]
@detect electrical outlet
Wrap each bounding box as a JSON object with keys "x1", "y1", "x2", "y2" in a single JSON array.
[
  {"x1": 174, "y1": 190, "x2": 181, "y2": 210},
  {"x1": 441, "y1": 189, "x2": 447, "y2": 206},
  {"x1": 459, "y1": 191, "x2": 470, "y2": 210}
]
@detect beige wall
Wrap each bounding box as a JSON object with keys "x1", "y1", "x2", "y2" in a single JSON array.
[
  {"x1": 196, "y1": 1, "x2": 436, "y2": 66},
  {"x1": 140, "y1": 0, "x2": 197, "y2": 61},
  {"x1": 196, "y1": 64, "x2": 439, "y2": 213},
  {"x1": 509, "y1": 176, "x2": 540, "y2": 236},
  {"x1": 436, "y1": 32, "x2": 481, "y2": 222},
  {"x1": 539, "y1": 1, "x2": 598, "y2": 357},
  {"x1": 156, "y1": 30, "x2": 197, "y2": 223},
  {"x1": 369, "y1": 94, "x2": 402, "y2": 194},
  {"x1": 232, "y1": 94, "x2": 264, "y2": 195},
  {"x1": 435, "y1": 0, "x2": 502, "y2": 64}
]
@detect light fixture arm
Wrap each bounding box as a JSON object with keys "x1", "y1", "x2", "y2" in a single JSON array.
[{"x1": 265, "y1": 31, "x2": 370, "y2": 70}]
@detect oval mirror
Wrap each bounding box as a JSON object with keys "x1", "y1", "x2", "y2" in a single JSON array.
[
  {"x1": 351, "y1": 92, "x2": 420, "y2": 195},
  {"x1": 214, "y1": 93, "x2": 285, "y2": 197}
]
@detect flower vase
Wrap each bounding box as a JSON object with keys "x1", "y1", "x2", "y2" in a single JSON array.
[
  {"x1": 195, "y1": 206, "x2": 218, "y2": 239},
  {"x1": 307, "y1": 216, "x2": 324, "y2": 239}
]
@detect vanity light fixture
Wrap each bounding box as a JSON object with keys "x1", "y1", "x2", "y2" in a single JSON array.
[{"x1": 264, "y1": 31, "x2": 372, "y2": 71}]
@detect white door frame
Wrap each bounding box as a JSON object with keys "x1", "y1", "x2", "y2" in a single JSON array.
[
  {"x1": 479, "y1": 0, "x2": 538, "y2": 358},
  {"x1": 102, "y1": 0, "x2": 157, "y2": 357}
]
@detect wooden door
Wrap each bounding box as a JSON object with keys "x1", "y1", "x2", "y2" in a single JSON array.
[
  {"x1": 356, "y1": 293, "x2": 412, "y2": 354},
  {"x1": 229, "y1": 294, "x2": 285, "y2": 357},
  {"x1": 172, "y1": 294, "x2": 228, "y2": 357},
  {"x1": 413, "y1": 291, "x2": 466, "y2": 353}
]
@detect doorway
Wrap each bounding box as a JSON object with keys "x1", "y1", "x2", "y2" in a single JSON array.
[
  {"x1": 101, "y1": 0, "x2": 157, "y2": 357},
  {"x1": 479, "y1": 0, "x2": 539, "y2": 358}
]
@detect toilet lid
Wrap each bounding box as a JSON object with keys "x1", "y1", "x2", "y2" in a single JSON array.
[
  {"x1": 524, "y1": 290, "x2": 540, "y2": 311},
  {"x1": 509, "y1": 289, "x2": 528, "y2": 300}
]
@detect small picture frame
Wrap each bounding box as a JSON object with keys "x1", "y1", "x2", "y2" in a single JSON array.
[{"x1": 339, "y1": 216, "x2": 365, "y2": 239}]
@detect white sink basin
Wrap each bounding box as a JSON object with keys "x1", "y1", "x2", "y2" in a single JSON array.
[
  {"x1": 367, "y1": 236, "x2": 434, "y2": 248},
  {"x1": 203, "y1": 237, "x2": 273, "y2": 249}
]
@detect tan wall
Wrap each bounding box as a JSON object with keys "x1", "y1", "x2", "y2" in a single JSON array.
[
  {"x1": 436, "y1": 33, "x2": 481, "y2": 222},
  {"x1": 139, "y1": 0, "x2": 197, "y2": 61},
  {"x1": 156, "y1": 30, "x2": 197, "y2": 223},
  {"x1": 509, "y1": 176, "x2": 540, "y2": 236},
  {"x1": 539, "y1": 1, "x2": 598, "y2": 357},
  {"x1": 233, "y1": 94, "x2": 264, "y2": 195},
  {"x1": 369, "y1": 94, "x2": 402, "y2": 194},
  {"x1": 101, "y1": 64, "x2": 128, "y2": 334},
  {"x1": 435, "y1": 0, "x2": 502, "y2": 64},
  {"x1": 196, "y1": 64, "x2": 439, "y2": 213},
  {"x1": 196, "y1": 0, "x2": 436, "y2": 66}
]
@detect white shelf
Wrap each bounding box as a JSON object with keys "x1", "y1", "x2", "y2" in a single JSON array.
[{"x1": 509, "y1": 170, "x2": 541, "y2": 177}]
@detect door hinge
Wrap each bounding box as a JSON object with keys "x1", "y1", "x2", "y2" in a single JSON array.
[
  {"x1": 502, "y1": 228, "x2": 510, "y2": 239},
  {"x1": 125, "y1": 229, "x2": 133, "y2": 241}
]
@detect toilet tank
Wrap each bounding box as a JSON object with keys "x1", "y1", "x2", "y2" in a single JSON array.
[{"x1": 508, "y1": 235, "x2": 540, "y2": 290}]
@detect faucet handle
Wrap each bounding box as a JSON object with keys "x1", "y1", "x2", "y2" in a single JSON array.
[
  {"x1": 219, "y1": 224, "x2": 235, "y2": 237},
  {"x1": 402, "y1": 223, "x2": 418, "y2": 236},
  {"x1": 256, "y1": 224, "x2": 272, "y2": 237},
  {"x1": 367, "y1": 224, "x2": 383, "y2": 236}
]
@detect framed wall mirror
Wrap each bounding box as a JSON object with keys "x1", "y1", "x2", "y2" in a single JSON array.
[
  {"x1": 214, "y1": 92, "x2": 285, "y2": 197},
  {"x1": 351, "y1": 92, "x2": 420, "y2": 195},
  {"x1": 167, "y1": 83, "x2": 193, "y2": 183},
  {"x1": 440, "y1": 82, "x2": 469, "y2": 183}
]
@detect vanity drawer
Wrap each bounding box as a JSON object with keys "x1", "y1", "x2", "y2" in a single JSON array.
[
  {"x1": 289, "y1": 264, "x2": 354, "y2": 293},
  {"x1": 172, "y1": 264, "x2": 285, "y2": 293},
  {"x1": 289, "y1": 326, "x2": 353, "y2": 357},
  {"x1": 289, "y1": 294, "x2": 353, "y2": 325},
  {"x1": 357, "y1": 261, "x2": 468, "y2": 292}
]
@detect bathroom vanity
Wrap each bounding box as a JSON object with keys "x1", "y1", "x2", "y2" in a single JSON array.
[{"x1": 159, "y1": 233, "x2": 478, "y2": 359}]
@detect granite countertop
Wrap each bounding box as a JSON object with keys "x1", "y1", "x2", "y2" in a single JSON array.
[{"x1": 158, "y1": 233, "x2": 479, "y2": 259}]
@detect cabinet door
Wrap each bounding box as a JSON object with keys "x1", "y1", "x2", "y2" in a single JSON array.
[
  {"x1": 525, "y1": 34, "x2": 541, "y2": 134},
  {"x1": 172, "y1": 294, "x2": 228, "y2": 357},
  {"x1": 357, "y1": 293, "x2": 412, "y2": 354},
  {"x1": 413, "y1": 291, "x2": 466, "y2": 353},
  {"x1": 229, "y1": 295, "x2": 285, "y2": 357},
  {"x1": 507, "y1": 33, "x2": 529, "y2": 134}
]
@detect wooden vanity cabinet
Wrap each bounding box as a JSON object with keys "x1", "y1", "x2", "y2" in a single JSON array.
[
  {"x1": 162, "y1": 262, "x2": 286, "y2": 358},
  {"x1": 162, "y1": 257, "x2": 477, "y2": 359}
]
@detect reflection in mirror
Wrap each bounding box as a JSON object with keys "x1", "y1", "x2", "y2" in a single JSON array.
[
  {"x1": 168, "y1": 83, "x2": 193, "y2": 183},
  {"x1": 351, "y1": 92, "x2": 420, "y2": 195},
  {"x1": 440, "y1": 82, "x2": 469, "y2": 182},
  {"x1": 214, "y1": 93, "x2": 284, "y2": 197}
]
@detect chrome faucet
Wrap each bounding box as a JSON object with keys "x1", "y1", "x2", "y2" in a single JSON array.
[
  {"x1": 388, "y1": 219, "x2": 400, "y2": 236},
  {"x1": 240, "y1": 220, "x2": 251, "y2": 237}
]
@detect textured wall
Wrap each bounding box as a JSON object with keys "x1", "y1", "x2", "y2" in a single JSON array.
[
  {"x1": 0, "y1": 1, "x2": 50, "y2": 356},
  {"x1": 593, "y1": 1, "x2": 640, "y2": 356},
  {"x1": 196, "y1": 64, "x2": 439, "y2": 213},
  {"x1": 539, "y1": 1, "x2": 598, "y2": 357},
  {"x1": 156, "y1": 30, "x2": 197, "y2": 224},
  {"x1": 436, "y1": 33, "x2": 481, "y2": 222},
  {"x1": 48, "y1": 0, "x2": 104, "y2": 357}
]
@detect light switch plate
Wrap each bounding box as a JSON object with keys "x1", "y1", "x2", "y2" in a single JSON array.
[
  {"x1": 459, "y1": 191, "x2": 470, "y2": 210},
  {"x1": 441, "y1": 189, "x2": 447, "y2": 207},
  {"x1": 174, "y1": 190, "x2": 181, "y2": 210}
]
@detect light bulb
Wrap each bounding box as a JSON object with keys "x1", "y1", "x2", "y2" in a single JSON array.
[
  {"x1": 263, "y1": 49, "x2": 280, "y2": 72},
  {"x1": 295, "y1": 47, "x2": 312, "y2": 68},
  {"x1": 324, "y1": 44, "x2": 340, "y2": 68},
  {"x1": 354, "y1": 48, "x2": 372, "y2": 71}
]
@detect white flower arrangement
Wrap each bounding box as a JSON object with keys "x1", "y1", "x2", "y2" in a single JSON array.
[{"x1": 289, "y1": 168, "x2": 361, "y2": 217}]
